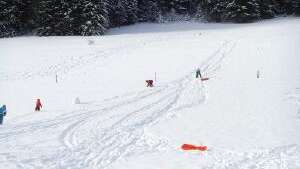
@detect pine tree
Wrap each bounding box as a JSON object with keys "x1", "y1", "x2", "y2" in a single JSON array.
[
  {"x1": 224, "y1": 0, "x2": 261, "y2": 23},
  {"x1": 107, "y1": 0, "x2": 138, "y2": 27},
  {"x1": 137, "y1": 0, "x2": 159, "y2": 22},
  {"x1": 110, "y1": 0, "x2": 127, "y2": 27},
  {"x1": 106, "y1": 0, "x2": 117, "y2": 27},
  {"x1": 157, "y1": 0, "x2": 196, "y2": 15},
  {"x1": 124, "y1": 0, "x2": 139, "y2": 24},
  {"x1": 173, "y1": 0, "x2": 191, "y2": 14},
  {"x1": 35, "y1": 0, "x2": 72, "y2": 36},
  {"x1": 271, "y1": 0, "x2": 293, "y2": 15},
  {"x1": 1, "y1": 0, "x2": 298, "y2": 37},
  {"x1": 0, "y1": 0, "x2": 30, "y2": 37},
  {"x1": 284, "y1": 0, "x2": 294, "y2": 15},
  {"x1": 291, "y1": 0, "x2": 300, "y2": 15},
  {"x1": 188, "y1": 0, "x2": 201, "y2": 15},
  {"x1": 157, "y1": 0, "x2": 170, "y2": 14},
  {"x1": 194, "y1": 2, "x2": 204, "y2": 20},
  {"x1": 0, "y1": 0, "x2": 16, "y2": 37},
  {"x1": 258, "y1": 0, "x2": 275, "y2": 19},
  {"x1": 35, "y1": 0, "x2": 108, "y2": 36},
  {"x1": 70, "y1": 0, "x2": 109, "y2": 35},
  {"x1": 199, "y1": 0, "x2": 228, "y2": 22}
]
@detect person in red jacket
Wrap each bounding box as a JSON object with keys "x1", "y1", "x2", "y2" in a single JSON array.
[{"x1": 35, "y1": 99, "x2": 42, "y2": 111}]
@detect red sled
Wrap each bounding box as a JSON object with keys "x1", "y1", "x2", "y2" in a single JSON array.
[
  {"x1": 201, "y1": 77, "x2": 209, "y2": 81},
  {"x1": 181, "y1": 144, "x2": 208, "y2": 151}
]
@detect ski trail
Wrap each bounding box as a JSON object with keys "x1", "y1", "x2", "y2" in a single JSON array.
[
  {"x1": 57, "y1": 77, "x2": 186, "y2": 169},
  {"x1": 0, "y1": 40, "x2": 237, "y2": 169},
  {"x1": 55, "y1": 40, "x2": 238, "y2": 169}
]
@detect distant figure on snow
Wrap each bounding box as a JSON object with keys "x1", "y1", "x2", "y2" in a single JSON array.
[
  {"x1": 74, "y1": 97, "x2": 81, "y2": 104},
  {"x1": 35, "y1": 99, "x2": 42, "y2": 111},
  {"x1": 196, "y1": 68, "x2": 202, "y2": 78},
  {"x1": 0, "y1": 105, "x2": 7, "y2": 125},
  {"x1": 256, "y1": 70, "x2": 260, "y2": 79},
  {"x1": 146, "y1": 80, "x2": 154, "y2": 87}
]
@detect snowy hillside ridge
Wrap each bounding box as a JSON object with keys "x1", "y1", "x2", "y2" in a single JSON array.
[{"x1": 0, "y1": 18, "x2": 300, "y2": 169}]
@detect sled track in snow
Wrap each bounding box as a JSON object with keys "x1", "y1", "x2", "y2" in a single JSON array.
[
  {"x1": 53, "y1": 40, "x2": 238, "y2": 169},
  {"x1": 57, "y1": 77, "x2": 188, "y2": 168},
  {"x1": 0, "y1": 40, "x2": 244, "y2": 169}
]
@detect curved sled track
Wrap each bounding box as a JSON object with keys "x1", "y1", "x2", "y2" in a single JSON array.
[{"x1": 1, "y1": 41, "x2": 276, "y2": 169}]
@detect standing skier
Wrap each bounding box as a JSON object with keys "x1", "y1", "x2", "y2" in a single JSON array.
[
  {"x1": 0, "y1": 105, "x2": 7, "y2": 125},
  {"x1": 35, "y1": 99, "x2": 42, "y2": 111},
  {"x1": 196, "y1": 68, "x2": 202, "y2": 78}
]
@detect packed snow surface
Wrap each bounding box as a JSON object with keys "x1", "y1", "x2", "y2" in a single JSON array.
[{"x1": 0, "y1": 18, "x2": 300, "y2": 169}]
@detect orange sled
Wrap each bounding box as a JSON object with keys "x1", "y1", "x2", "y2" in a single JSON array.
[{"x1": 181, "y1": 144, "x2": 208, "y2": 151}]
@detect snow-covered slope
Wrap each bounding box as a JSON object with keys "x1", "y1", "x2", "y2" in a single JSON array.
[{"x1": 0, "y1": 18, "x2": 300, "y2": 169}]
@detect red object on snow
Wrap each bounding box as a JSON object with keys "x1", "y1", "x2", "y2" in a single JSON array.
[
  {"x1": 35, "y1": 99, "x2": 42, "y2": 111},
  {"x1": 201, "y1": 77, "x2": 210, "y2": 81},
  {"x1": 146, "y1": 80, "x2": 154, "y2": 87},
  {"x1": 181, "y1": 144, "x2": 208, "y2": 151}
]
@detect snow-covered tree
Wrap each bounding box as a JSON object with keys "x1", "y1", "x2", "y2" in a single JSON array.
[
  {"x1": 107, "y1": 0, "x2": 138, "y2": 27},
  {"x1": 0, "y1": 0, "x2": 31, "y2": 37},
  {"x1": 137, "y1": 0, "x2": 159, "y2": 22},
  {"x1": 224, "y1": 0, "x2": 261, "y2": 23},
  {"x1": 157, "y1": 0, "x2": 169, "y2": 14},
  {"x1": 35, "y1": 0, "x2": 72, "y2": 36},
  {"x1": 108, "y1": 0, "x2": 127, "y2": 27},
  {"x1": 291, "y1": 0, "x2": 300, "y2": 15},
  {"x1": 35, "y1": 0, "x2": 108, "y2": 36},
  {"x1": 1, "y1": 0, "x2": 299, "y2": 37},
  {"x1": 157, "y1": 0, "x2": 197, "y2": 15},
  {"x1": 199, "y1": 0, "x2": 228, "y2": 22},
  {"x1": 70, "y1": 0, "x2": 109, "y2": 35},
  {"x1": 258, "y1": 0, "x2": 276, "y2": 19},
  {"x1": 173, "y1": 0, "x2": 191, "y2": 14},
  {"x1": 124, "y1": 0, "x2": 139, "y2": 24},
  {"x1": 270, "y1": 0, "x2": 293, "y2": 15}
]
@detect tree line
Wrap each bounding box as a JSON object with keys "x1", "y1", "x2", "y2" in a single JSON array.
[{"x1": 0, "y1": 0, "x2": 299, "y2": 37}]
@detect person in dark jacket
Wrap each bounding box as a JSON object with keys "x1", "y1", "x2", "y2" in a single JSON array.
[
  {"x1": 0, "y1": 105, "x2": 7, "y2": 125},
  {"x1": 146, "y1": 80, "x2": 154, "y2": 87},
  {"x1": 196, "y1": 68, "x2": 202, "y2": 78}
]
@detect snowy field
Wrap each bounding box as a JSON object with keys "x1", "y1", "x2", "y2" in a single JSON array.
[{"x1": 0, "y1": 17, "x2": 300, "y2": 169}]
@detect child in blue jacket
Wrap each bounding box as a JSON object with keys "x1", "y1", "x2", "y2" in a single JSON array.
[{"x1": 0, "y1": 105, "x2": 7, "y2": 125}]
